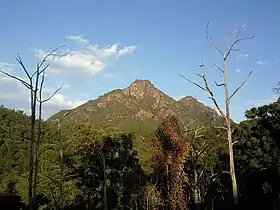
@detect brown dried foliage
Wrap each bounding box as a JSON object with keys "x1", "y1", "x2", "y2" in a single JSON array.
[{"x1": 152, "y1": 116, "x2": 189, "y2": 210}]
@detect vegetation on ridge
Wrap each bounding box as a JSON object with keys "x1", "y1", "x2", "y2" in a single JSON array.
[{"x1": 49, "y1": 79, "x2": 224, "y2": 172}]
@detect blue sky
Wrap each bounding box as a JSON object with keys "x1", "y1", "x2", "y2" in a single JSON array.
[{"x1": 0, "y1": 0, "x2": 279, "y2": 121}]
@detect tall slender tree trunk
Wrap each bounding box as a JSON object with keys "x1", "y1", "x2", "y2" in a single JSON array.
[
  {"x1": 224, "y1": 56, "x2": 238, "y2": 205},
  {"x1": 33, "y1": 98, "x2": 42, "y2": 207},
  {"x1": 181, "y1": 23, "x2": 254, "y2": 208},
  {"x1": 193, "y1": 168, "x2": 202, "y2": 210},
  {"x1": 0, "y1": 46, "x2": 65, "y2": 210},
  {"x1": 227, "y1": 119, "x2": 238, "y2": 204},
  {"x1": 28, "y1": 88, "x2": 36, "y2": 210}
]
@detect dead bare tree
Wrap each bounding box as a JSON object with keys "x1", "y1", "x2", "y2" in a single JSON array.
[
  {"x1": 184, "y1": 121, "x2": 227, "y2": 208},
  {"x1": 184, "y1": 123, "x2": 207, "y2": 206},
  {"x1": 180, "y1": 23, "x2": 254, "y2": 205},
  {"x1": 0, "y1": 46, "x2": 65, "y2": 210}
]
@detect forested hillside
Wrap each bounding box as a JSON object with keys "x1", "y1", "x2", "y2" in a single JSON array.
[
  {"x1": 1, "y1": 98, "x2": 280, "y2": 209},
  {"x1": 49, "y1": 79, "x2": 224, "y2": 172}
]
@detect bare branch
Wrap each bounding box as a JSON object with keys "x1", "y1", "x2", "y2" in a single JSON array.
[
  {"x1": 215, "y1": 126, "x2": 228, "y2": 131},
  {"x1": 181, "y1": 64, "x2": 225, "y2": 118},
  {"x1": 200, "y1": 72, "x2": 226, "y2": 119},
  {"x1": 179, "y1": 73, "x2": 207, "y2": 91},
  {"x1": 0, "y1": 69, "x2": 31, "y2": 89},
  {"x1": 38, "y1": 71, "x2": 46, "y2": 102},
  {"x1": 222, "y1": 170, "x2": 231, "y2": 175},
  {"x1": 229, "y1": 70, "x2": 252, "y2": 100},
  {"x1": 32, "y1": 45, "x2": 66, "y2": 78},
  {"x1": 213, "y1": 64, "x2": 224, "y2": 73},
  {"x1": 38, "y1": 45, "x2": 66, "y2": 69},
  {"x1": 205, "y1": 22, "x2": 224, "y2": 55},
  {"x1": 63, "y1": 138, "x2": 75, "y2": 153},
  {"x1": 232, "y1": 23, "x2": 246, "y2": 40},
  {"x1": 197, "y1": 143, "x2": 211, "y2": 159},
  {"x1": 224, "y1": 35, "x2": 255, "y2": 61},
  {"x1": 15, "y1": 54, "x2": 31, "y2": 80},
  {"x1": 232, "y1": 141, "x2": 238, "y2": 145},
  {"x1": 214, "y1": 80, "x2": 225, "y2": 87},
  {"x1": 37, "y1": 84, "x2": 64, "y2": 103}
]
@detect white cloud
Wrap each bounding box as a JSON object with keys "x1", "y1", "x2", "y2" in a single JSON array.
[
  {"x1": 247, "y1": 95, "x2": 278, "y2": 107},
  {"x1": 65, "y1": 35, "x2": 89, "y2": 45},
  {"x1": 33, "y1": 36, "x2": 136, "y2": 76},
  {"x1": 118, "y1": 45, "x2": 136, "y2": 57},
  {"x1": 256, "y1": 60, "x2": 265, "y2": 65},
  {"x1": 0, "y1": 62, "x2": 16, "y2": 67},
  {"x1": 0, "y1": 74, "x2": 86, "y2": 119},
  {"x1": 0, "y1": 35, "x2": 136, "y2": 118},
  {"x1": 44, "y1": 93, "x2": 86, "y2": 110}
]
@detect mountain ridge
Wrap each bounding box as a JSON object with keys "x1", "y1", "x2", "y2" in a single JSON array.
[
  {"x1": 49, "y1": 79, "x2": 219, "y2": 121},
  {"x1": 49, "y1": 79, "x2": 224, "y2": 170}
]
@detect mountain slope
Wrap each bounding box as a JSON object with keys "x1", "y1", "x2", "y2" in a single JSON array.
[
  {"x1": 178, "y1": 96, "x2": 223, "y2": 125},
  {"x1": 49, "y1": 79, "x2": 224, "y2": 171},
  {"x1": 50, "y1": 80, "x2": 221, "y2": 125}
]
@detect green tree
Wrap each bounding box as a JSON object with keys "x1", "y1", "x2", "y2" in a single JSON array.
[
  {"x1": 0, "y1": 107, "x2": 30, "y2": 200},
  {"x1": 74, "y1": 128, "x2": 145, "y2": 209},
  {"x1": 232, "y1": 98, "x2": 280, "y2": 209}
]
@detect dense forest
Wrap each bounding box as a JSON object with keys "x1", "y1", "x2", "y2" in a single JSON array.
[{"x1": 1, "y1": 97, "x2": 280, "y2": 209}]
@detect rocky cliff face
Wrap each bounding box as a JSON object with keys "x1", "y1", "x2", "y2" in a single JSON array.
[{"x1": 49, "y1": 79, "x2": 222, "y2": 125}]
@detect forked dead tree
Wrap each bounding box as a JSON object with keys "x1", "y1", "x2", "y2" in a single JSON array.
[
  {"x1": 180, "y1": 23, "x2": 254, "y2": 205},
  {"x1": 0, "y1": 46, "x2": 65, "y2": 210},
  {"x1": 183, "y1": 120, "x2": 227, "y2": 207}
]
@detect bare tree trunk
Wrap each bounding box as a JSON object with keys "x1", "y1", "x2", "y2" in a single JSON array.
[
  {"x1": 28, "y1": 97, "x2": 36, "y2": 210},
  {"x1": 180, "y1": 22, "x2": 254, "y2": 206},
  {"x1": 228, "y1": 128, "x2": 238, "y2": 205},
  {"x1": 223, "y1": 55, "x2": 238, "y2": 204},
  {"x1": 193, "y1": 168, "x2": 202, "y2": 204},
  {"x1": 29, "y1": 66, "x2": 40, "y2": 210},
  {"x1": 33, "y1": 70, "x2": 43, "y2": 207},
  {"x1": 0, "y1": 46, "x2": 65, "y2": 210}
]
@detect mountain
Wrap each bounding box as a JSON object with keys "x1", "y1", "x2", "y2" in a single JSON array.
[
  {"x1": 49, "y1": 79, "x2": 224, "y2": 171},
  {"x1": 178, "y1": 96, "x2": 223, "y2": 124}
]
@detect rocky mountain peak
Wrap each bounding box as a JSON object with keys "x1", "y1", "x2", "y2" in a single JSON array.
[
  {"x1": 123, "y1": 79, "x2": 159, "y2": 99},
  {"x1": 179, "y1": 96, "x2": 199, "y2": 106},
  {"x1": 178, "y1": 96, "x2": 210, "y2": 112}
]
